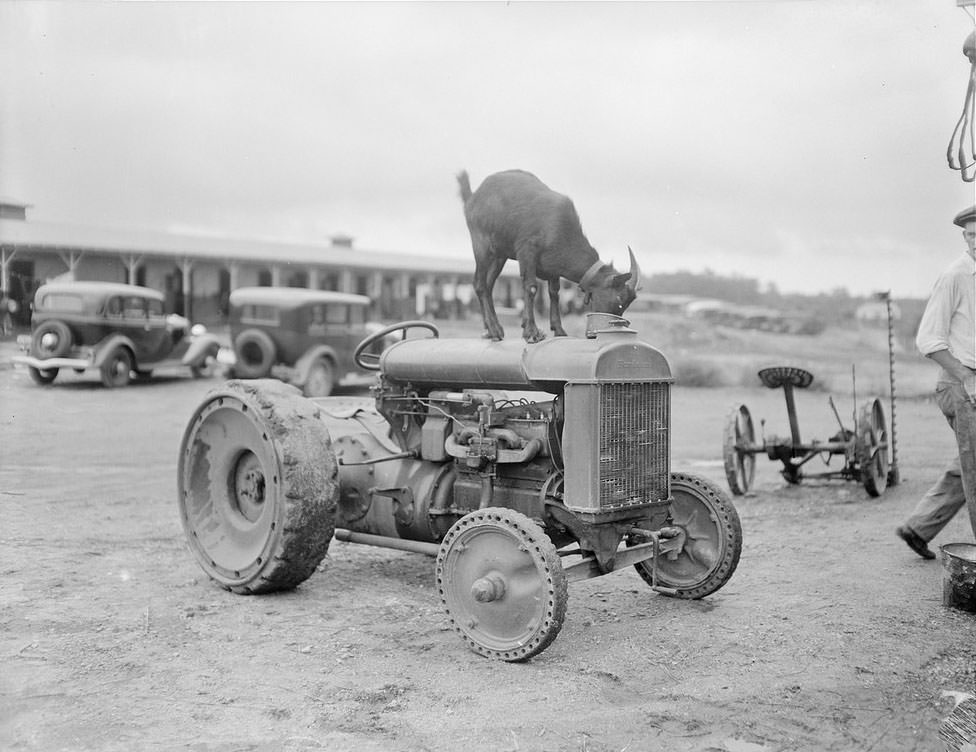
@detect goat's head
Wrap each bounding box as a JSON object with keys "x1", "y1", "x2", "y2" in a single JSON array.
[{"x1": 585, "y1": 247, "x2": 642, "y2": 316}]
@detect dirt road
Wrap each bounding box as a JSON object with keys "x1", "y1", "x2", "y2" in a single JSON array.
[{"x1": 2, "y1": 361, "x2": 975, "y2": 752}]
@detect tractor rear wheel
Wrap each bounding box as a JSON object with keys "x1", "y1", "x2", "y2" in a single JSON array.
[
  {"x1": 436, "y1": 507, "x2": 568, "y2": 662},
  {"x1": 633, "y1": 472, "x2": 742, "y2": 599},
  {"x1": 857, "y1": 397, "x2": 889, "y2": 498},
  {"x1": 177, "y1": 379, "x2": 339, "y2": 594}
]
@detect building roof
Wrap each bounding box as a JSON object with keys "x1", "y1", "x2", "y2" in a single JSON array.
[{"x1": 0, "y1": 217, "x2": 511, "y2": 278}]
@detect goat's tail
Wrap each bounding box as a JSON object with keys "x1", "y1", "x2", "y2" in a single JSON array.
[{"x1": 456, "y1": 170, "x2": 472, "y2": 203}]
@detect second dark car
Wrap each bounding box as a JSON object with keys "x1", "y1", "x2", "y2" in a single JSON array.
[{"x1": 226, "y1": 287, "x2": 384, "y2": 397}]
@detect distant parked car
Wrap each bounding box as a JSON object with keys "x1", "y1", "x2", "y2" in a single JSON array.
[
  {"x1": 13, "y1": 281, "x2": 222, "y2": 387},
  {"x1": 226, "y1": 287, "x2": 384, "y2": 396}
]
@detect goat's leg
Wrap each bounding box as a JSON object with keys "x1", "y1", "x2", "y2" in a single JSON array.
[
  {"x1": 472, "y1": 242, "x2": 507, "y2": 341},
  {"x1": 515, "y1": 245, "x2": 545, "y2": 343},
  {"x1": 547, "y1": 278, "x2": 567, "y2": 337}
]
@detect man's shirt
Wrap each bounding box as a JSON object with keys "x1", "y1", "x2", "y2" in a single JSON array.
[{"x1": 916, "y1": 251, "x2": 976, "y2": 369}]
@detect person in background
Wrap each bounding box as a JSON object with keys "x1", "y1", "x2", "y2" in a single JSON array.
[
  {"x1": 0, "y1": 289, "x2": 15, "y2": 335},
  {"x1": 896, "y1": 205, "x2": 976, "y2": 559}
]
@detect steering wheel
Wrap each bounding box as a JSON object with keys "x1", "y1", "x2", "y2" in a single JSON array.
[{"x1": 354, "y1": 320, "x2": 440, "y2": 371}]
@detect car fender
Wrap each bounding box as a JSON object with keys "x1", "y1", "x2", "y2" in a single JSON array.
[
  {"x1": 92, "y1": 334, "x2": 137, "y2": 368},
  {"x1": 181, "y1": 333, "x2": 222, "y2": 366},
  {"x1": 292, "y1": 345, "x2": 338, "y2": 384}
]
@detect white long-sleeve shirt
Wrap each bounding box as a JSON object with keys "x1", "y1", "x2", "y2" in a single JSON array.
[{"x1": 915, "y1": 251, "x2": 976, "y2": 369}]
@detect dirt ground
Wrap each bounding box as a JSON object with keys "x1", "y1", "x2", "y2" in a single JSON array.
[{"x1": 2, "y1": 343, "x2": 976, "y2": 752}]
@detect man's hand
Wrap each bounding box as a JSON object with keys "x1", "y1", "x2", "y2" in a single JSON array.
[
  {"x1": 926, "y1": 349, "x2": 976, "y2": 405},
  {"x1": 965, "y1": 371, "x2": 976, "y2": 406}
]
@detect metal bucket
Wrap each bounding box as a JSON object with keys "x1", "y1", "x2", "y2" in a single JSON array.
[{"x1": 941, "y1": 543, "x2": 976, "y2": 613}]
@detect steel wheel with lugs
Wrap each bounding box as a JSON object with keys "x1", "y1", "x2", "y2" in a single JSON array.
[
  {"x1": 634, "y1": 472, "x2": 742, "y2": 599},
  {"x1": 177, "y1": 379, "x2": 338, "y2": 594},
  {"x1": 436, "y1": 507, "x2": 568, "y2": 662}
]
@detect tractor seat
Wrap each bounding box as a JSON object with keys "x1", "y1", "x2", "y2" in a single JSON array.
[{"x1": 758, "y1": 366, "x2": 814, "y2": 390}]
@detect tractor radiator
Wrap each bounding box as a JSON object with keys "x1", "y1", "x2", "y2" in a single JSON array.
[{"x1": 562, "y1": 381, "x2": 671, "y2": 515}]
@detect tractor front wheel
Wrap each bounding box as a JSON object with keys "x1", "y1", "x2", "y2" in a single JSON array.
[
  {"x1": 177, "y1": 379, "x2": 339, "y2": 594},
  {"x1": 633, "y1": 472, "x2": 742, "y2": 599},
  {"x1": 436, "y1": 507, "x2": 568, "y2": 662}
]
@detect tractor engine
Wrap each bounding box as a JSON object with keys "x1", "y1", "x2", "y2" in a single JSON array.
[{"x1": 326, "y1": 315, "x2": 674, "y2": 553}]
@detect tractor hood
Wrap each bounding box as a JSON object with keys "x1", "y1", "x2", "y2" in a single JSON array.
[{"x1": 379, "y1": 315, "x2": 671, "y2": 393}]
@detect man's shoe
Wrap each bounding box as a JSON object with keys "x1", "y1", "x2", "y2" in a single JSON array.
[{"x1": 896, "y1": 526, "x2": 936, "y2": 560}]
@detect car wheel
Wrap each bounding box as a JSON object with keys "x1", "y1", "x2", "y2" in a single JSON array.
[
  {"x1": 233, "y1": 329, "x2": 276, "y2": 379},
  {"x1": 303, "y1": 358, "x2": 335, "y2": 397},
  {"x1": 190, "y1": 351, "x2": 217, "y2": 379},
  {"x1": 100, "y1": 346, "x2": 133, "y2": 388},
  {"x1": 28, "y1": 366, "x2": 59, "y2": 385},
  {"x1": 30, "y1": 320, "x2": 73, "y2": 359}
]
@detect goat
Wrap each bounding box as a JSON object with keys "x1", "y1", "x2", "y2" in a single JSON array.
[{"x1": 458, "y1": 169, "x2": 641, "y2": 343}]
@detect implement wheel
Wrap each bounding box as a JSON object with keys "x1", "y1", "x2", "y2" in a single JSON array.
[
  {"x1": 634, "y1": 472, "x2": 742, "y2": 599},
  {"x1": 178, "y1": 379, "x2": 338, "y2": 594},
  {"x1": 857, "y1": 397, "x2": 889, "y2": 498},
  {"x1": 436, "y1": 507, "x2": 568, "y2": 662},
  {"x1": 723, "y1": 403, "x2": 756, "y2": 495}
]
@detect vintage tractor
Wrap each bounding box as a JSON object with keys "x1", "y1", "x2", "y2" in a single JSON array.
[{"x1": 177, "y1": 314, "x2": 742, "y2": 661}]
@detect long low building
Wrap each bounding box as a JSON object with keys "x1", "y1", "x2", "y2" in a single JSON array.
[{"x1": 0, "y1": 199, "x2": 522, "y2": 327}]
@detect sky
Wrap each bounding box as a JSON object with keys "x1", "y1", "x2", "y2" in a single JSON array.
[{"x1": 1, "y1": 1, "x2": 974, "y2": 298}]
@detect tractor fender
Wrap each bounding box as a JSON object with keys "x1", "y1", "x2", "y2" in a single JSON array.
[
  {"x1": 93, "y1": 334, "x2": 137, "y2": 368},
  {"x1": 292, "y1": 345, "x2": 339, "y2": 384},
  {"x1": 181, "y1": 333, "x2": 222, "y2": 366}
]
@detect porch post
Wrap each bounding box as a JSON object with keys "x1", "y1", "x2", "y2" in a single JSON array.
[{"x1": 181, "y1": 258, "x2": 193, "y2": 320}]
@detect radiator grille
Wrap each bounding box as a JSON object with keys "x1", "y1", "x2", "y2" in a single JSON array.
[{"x1": 598, "y1": 382, "x2": 670, "y2": 509}]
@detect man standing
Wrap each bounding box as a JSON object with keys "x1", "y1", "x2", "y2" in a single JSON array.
[{"x1": 896, "y1": 205, "x2": 976, "y2": 559}]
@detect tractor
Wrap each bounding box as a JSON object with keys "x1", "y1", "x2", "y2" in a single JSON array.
[{"x1": 177, "y1": 313, "x2": 742, "y2": 661}]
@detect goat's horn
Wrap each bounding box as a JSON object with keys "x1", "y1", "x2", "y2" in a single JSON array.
[{"x1": 626, "y1": 246, "x2": 642, "y2": 292}]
